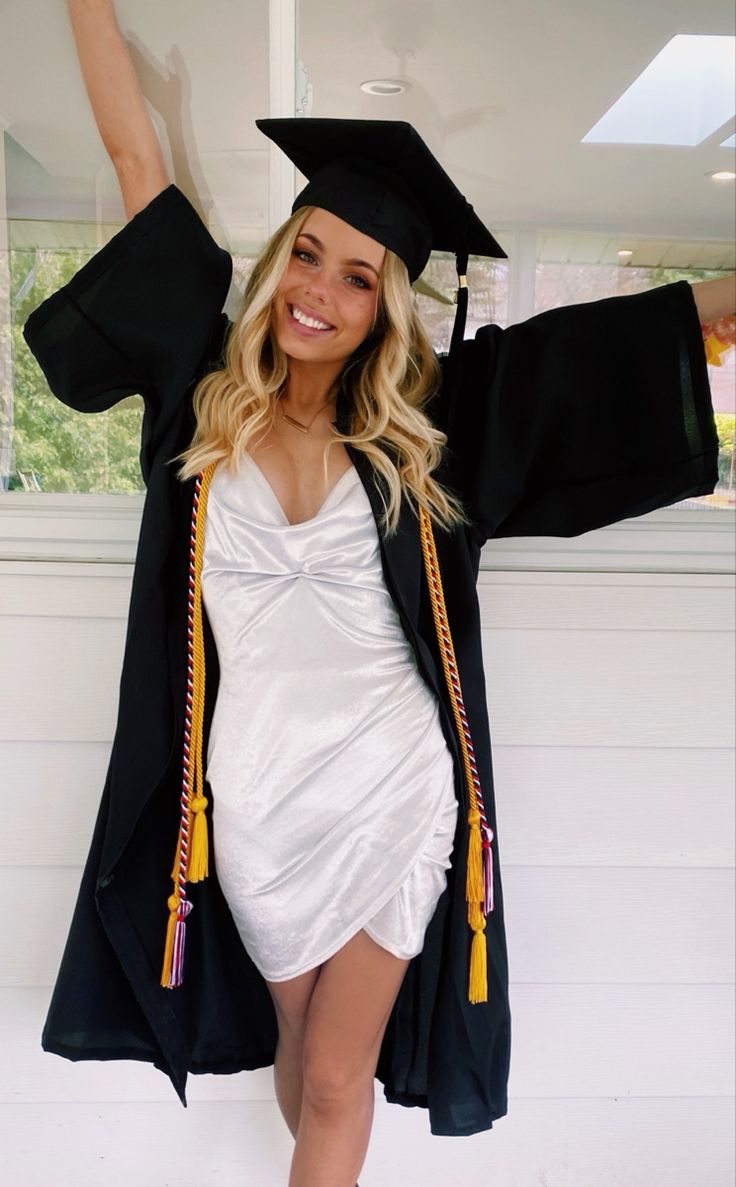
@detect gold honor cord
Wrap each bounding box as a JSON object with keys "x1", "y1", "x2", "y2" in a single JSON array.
[
  {"x1": 418, "y1": 503, "x2": 494, "y2": 1005},
  {"x1": 161, "y1": 462, "x2": 216, "y2": 989}
]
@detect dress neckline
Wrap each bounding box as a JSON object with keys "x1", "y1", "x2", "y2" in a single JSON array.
[{"x1": 243, "y1": 452, "x2": 359, "y2": 527}]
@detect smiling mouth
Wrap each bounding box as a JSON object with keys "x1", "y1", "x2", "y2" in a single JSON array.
[{"x1": 288, "y1": 303, "x2": 335, "y2": 331}]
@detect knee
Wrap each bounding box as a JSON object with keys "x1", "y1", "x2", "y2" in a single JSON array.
[{"x1": 301, "y1": 1047, "x2": 372, "y2": 1111}]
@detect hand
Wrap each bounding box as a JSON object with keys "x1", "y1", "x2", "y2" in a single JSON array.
[{"x1": 690, "y1": 274, "x2": 736, "y2": 324}]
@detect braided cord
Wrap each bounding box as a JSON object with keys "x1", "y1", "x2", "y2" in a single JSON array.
[
  {"x1": 418, "y1": 504, "x2": 495, "y2": 1003},
  {"x1": 160, "y1": 463, "x2": 216, "y2": 989}
]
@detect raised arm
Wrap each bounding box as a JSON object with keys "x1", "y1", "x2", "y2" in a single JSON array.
[{"x1": 67, "y1": 0, "x2": 169, "y2": 219}]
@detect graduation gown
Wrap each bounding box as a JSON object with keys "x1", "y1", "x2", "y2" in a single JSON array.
[{"x1": 22, "y1": 183, "x2": 719, "y2": 1137}]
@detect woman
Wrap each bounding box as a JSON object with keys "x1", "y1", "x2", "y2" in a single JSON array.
[{"x1": 22, "y1": 3, "x2": 734, "y2": 1185}]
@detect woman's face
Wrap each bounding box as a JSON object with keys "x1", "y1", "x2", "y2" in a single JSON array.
[{"x1": 271, "y1": 207, "x2": 386, "y2": 366}]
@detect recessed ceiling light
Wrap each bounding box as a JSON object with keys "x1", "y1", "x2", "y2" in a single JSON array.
[
  {"x1": 360, "y1": 79, "x2": 409, "y2": 96},
  {"x1": 707, "y1": 170, "x2": 736, "y2": 181}
]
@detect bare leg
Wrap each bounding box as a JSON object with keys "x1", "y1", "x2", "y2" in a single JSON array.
[
  {"x1": 274, "y1": 1028, "x2": 305, "y2": 1138},
  {"x1": 288, "y1": 928, "x2": 410, "y2": 1187},
  {"x1": 266, "y1": 964, "x2": 320, "y2": 1139}
]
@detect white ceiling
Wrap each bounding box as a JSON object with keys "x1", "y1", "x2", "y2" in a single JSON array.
[{"x1": 1, "y1": 0, "x2": 734, "y2": 266}]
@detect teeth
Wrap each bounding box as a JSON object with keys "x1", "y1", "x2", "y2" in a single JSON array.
[{"x1": 291, "y1": 305, "x2": 332, "y2": 330}]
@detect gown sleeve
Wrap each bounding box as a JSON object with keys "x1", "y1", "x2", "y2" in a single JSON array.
[
  {"x1": 440, "y1": 280, "x2": 720, "y2": 543},
  {"x1": 21, "y1": 183, "x2": 233, "y2": 423}
]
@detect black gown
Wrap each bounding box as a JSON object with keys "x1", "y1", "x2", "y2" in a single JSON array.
[{"x1": 21, "y1": 183, "x2": 719, "y2": 1137}]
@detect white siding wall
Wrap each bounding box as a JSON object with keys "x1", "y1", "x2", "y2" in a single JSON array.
[{"x1": 1, "y1": 534, "x2": 734, "y2": 1187}]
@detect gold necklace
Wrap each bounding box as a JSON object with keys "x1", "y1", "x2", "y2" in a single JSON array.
[{"x1": 278, "y1": 390, "x2": 337, "y2": 434}]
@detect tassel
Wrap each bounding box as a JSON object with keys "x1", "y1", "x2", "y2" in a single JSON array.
[
  {"x1": 482, "y1": 825, "x2": 494, "y2": 914},
  {"x1": 169, "y1": 898, "x2": 193, "y2": 988},
  {"x1": 466, "y1": 807, "x2": 484, "y2": 903},
  {"x1": 468, "y1": 901, "x2": 488, "y2": 1005},
  {"x1": 188, "y1": 794, "x2": 209, "y2": 882},
  {"x1": 466, "y1": 808, "x2": 488, "y2": 1003},
  {"x1": 160, "y1": 894, "x2": 194, "y2": 989},
  {"x1": 160, "y1": 892, "x2": 180, "y2": 988}
]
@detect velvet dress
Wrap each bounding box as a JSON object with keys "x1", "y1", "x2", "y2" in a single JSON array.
[{"x1": 201, "y1": 450, "x2": 459, "y2": 981}]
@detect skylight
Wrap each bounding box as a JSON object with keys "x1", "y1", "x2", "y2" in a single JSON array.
[{"x1": 582, "y1": 34, "x2": 735, "y2": 147}]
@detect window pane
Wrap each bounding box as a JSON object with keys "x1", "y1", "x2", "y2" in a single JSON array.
[
  {"x1": 414, "y1": 254, "x2": 509, "y2": 354},
  {"x1": 1, "y1": 0, "x2": 270, "y2": 493},
  {"x1": 8, "y1": 237, "x2": 145, "y2": 492}
]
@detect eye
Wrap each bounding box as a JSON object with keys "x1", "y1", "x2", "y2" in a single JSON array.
[
  {"x1": 346, "y1": 274, "x2": 370, "y2": 289},
  {"x1": 293, "y1": 248, "x2": 317, "y2": 264}
]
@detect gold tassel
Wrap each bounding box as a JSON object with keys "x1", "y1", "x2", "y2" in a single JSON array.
[
  {"x1": 466, "y1": 808, "x2": 488, "y2": 1003},
  {"x1": 188, "y1": 794, "x2": 209, "y2": 882},
  {"x1": 468, "y1": 902, "x2": 488, "y2": 1005},
  {"x1": 160, "y1": 892, "x2": 180, "y2": 988},
  {"x1": 466, "y1": 807, "x2": 484, "y2": 902}
]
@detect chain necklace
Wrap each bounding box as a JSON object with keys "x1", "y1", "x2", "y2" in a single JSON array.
[{"x1": 278, "y1": 389, "x2": 337, "y2": 434}]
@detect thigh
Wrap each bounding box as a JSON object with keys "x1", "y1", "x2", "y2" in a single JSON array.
[
  {"x1": 265, "y1": 965, "x2": 321, "y2": 1041},
  {"x1": 302, "y1": 928, "x2": 411, "y2": 1095}
]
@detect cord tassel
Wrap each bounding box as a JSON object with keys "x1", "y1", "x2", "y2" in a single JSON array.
[
  {"x1": 466, "y1": 806, "x2": 484, "y2": 903},
  {"x1": 188, "y1": 794, "x2": 209, "y2": 882},
  {"x1": 468, "y1": 901, "x2": 488, "y2": 1005},
  {"x1": 419, "y1": 503, "x2": 495, "y2": 1004},
  {"x1": 160, "y1": 897, "x2": 193, "y2": 989},
  {"x1": 160, "y1": 893, "x2": 179, "y2": 988},
  {"x1": 482, "y1": 825, "x2": 494, "y2": 914}
]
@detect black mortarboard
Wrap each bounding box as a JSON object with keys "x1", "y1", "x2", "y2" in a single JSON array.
[
  {"x1": 256, "y1": 117, "x2": 507, "y2": 283},
  {"x1": 255, "y1": 117, "x2": 508, "y2": 409}
]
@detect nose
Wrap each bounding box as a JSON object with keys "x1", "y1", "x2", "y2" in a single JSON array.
[{"x1": 304, "y1": 272, "x2": 331, "y2": 304}]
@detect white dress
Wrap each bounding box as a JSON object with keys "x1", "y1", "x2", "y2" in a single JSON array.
[{"x1": 200, "y1": 452, "x2": 459, "y2": 982}]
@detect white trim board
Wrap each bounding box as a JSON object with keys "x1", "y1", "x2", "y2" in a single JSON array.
[{"x1": 0, "y1": 494, "x2": 733, "y2": 571}]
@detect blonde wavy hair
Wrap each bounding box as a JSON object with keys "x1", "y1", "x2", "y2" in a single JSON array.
[{"x1": 172, "y1": 204, "x2": 470, "y2": 537}]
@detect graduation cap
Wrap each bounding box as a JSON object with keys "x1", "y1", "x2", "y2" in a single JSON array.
[{"x1": 256, "y1": 117, "x2": 507, "y2": 375}]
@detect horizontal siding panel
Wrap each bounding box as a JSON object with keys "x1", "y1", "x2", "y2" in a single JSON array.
[
  {"x1": 2, "y1": 742, "x2": 109, "y2": 865},
  {"x1": 1, "y1": 572, "x2": 133, "y2": 618},
  {"x1": 491, "y1": 745, "x2": 736, "y2": 867},
  {"x1": 502, "y1": 867, "x2": 735, "y2": 984},
  {"x1": 2, "y1": 866, "x2": 733, "y2": 989},
  {"x1": 1, "y1": 1098, "x2": 734, "y2": 1187},
  {"x1": 0, "y1": 617, "x2": 125, "y2": 742},
  {"x1": 476, "y1": 572, "x2": 735, "y2": 631},
  {"x1": 3, "y1": 743, "x2": 733, "y2": 868},
  {"x1": 3, "y1": 984, "x2": 732, "y2": 1103},
  {"x1": 2, "y1": 567, "x2": 733, "y2": 630},
  {"x1": 482, "y1": 628, "x2": 734, "y2": 748}
]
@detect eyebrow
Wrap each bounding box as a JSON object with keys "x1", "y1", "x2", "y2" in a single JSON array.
[{"x1": 297, "y1": 231, "x2": 381, "y2": 279}]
